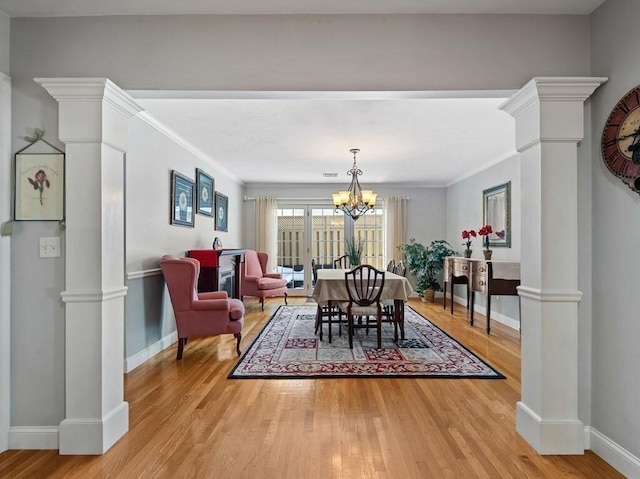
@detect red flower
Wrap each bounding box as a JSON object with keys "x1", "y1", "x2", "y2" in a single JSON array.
[
  {"x1": 461, "y1": 229, "x2": 477, "y2": 249},
  {"x1": 478, "y1": 225, "x2": 493, "y2": 248},
  {"x1": 478, "y1": 225, "x2": 493, "y2": 236}
]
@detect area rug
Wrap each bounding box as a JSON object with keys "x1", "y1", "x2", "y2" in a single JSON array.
[{"x1": 228, "y1": 305, "x2": 505, "y2": 379}]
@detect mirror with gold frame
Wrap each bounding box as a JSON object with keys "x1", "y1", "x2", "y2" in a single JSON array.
[{"x1": 483, "y1": 181, "x2": 511, "y2": 248}]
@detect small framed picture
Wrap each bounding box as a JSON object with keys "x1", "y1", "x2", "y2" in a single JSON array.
[
  {"x1": 14, "y1": 153, "x2": 65, "y2": 221},
  {"x1": 170, "y1": 170, "x2": 195, "y2": 227},
  {"x1": 215, "y1": 191, "x2": 228, "y2": 232},
  {"x1": 196, "y1": 168, "x2": 214, "y2": 216}
]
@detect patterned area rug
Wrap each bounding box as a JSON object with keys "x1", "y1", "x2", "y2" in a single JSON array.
[{"x1": 229, "y1": 305, "x2": 505, "y2": 379}]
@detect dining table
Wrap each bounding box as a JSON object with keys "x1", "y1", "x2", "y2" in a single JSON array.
[{"x1": 312, "y1": 268, "x2": 413, "y2": 340}]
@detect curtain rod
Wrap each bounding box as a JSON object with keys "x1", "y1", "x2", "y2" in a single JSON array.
[
  {"x1": 243, "y1": 196, "x2": 329, "y2": 202},
  {"x1": 243, "y1": 195, "x2": 410, "y2": 202}
]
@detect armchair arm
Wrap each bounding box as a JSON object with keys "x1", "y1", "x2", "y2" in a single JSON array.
[
  {"x1": 264, "y1": 273, "x2": 284, "y2": 279},
  {"x1": 198, "y1": 291, "x2": 228, "y2": 301},
  {"x1": 192, "y1": 299, "x2": 230, "y2": 311}
]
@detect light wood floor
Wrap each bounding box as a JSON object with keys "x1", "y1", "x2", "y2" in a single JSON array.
[{"x1": 0, "y1": 297, "x2": 623, "y2": 478}]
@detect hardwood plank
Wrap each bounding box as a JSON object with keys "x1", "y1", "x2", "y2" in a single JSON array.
[{"x1": 0, "y1": 297, "x2": 625, "y2": 478}]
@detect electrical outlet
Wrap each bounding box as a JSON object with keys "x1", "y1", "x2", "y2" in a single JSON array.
[{"x1": 39, "y1": 237, "x2": 61, "y2": 258}]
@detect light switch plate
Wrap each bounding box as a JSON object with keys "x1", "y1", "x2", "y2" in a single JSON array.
[{"x1": 39, "y1": 237, "x2": 61, "y2": 258}]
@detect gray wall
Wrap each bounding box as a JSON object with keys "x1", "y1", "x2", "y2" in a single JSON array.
[
  {"x1": 123, "y1": 116, "x2": 243, "y2": 359},
  {"x1": 0, "y1": 12, "x2": 8, "y2": 74},
  {"x1": 10, "y1": 14, "x2": 589, "y2": 91},
  {"x1": 6, "y1": 13, "x2": 591, "y2": 433},
  {"x1": 590, "y1": 0, "x2": 640, "y2": 461}
]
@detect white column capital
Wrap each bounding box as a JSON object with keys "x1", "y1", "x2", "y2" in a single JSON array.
[
  {"x1": 34, "y1": 78, "x2": 142, "y2": 118},
  {"x1": 35, "y1": 78, "x2": 143, "y2": 150},
  {"x1": 500, "y1": 77, "x2": 608, "y2": 150},
  {"x1": 500, "y1": 77, "x2": 608, "y2": 117}
]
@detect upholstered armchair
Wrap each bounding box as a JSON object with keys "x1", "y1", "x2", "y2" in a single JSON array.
[
  {"x1": 240, "y1": 250, "x2": 288, "y2": 310},
  {"x1": 160, "y1": 255, "x2": 245, "y2": 359}
]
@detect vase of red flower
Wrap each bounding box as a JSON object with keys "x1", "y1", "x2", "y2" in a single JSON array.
[
  {"x1": 478, "y1": 225, "x2": 493, "y2": 260},
  {"x1": 461, "y1": 229, "x2": 476, "y2": 258}
]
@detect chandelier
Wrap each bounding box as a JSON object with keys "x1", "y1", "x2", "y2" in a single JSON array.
[{"x1": 331, "y1": 148, "x2": 377, "y2": 221}]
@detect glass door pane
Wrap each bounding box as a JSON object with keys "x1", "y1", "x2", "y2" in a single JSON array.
[
  {"x1": 311, "y1": 207, "x2": 345, "y2": 285},
  {"x1": 354, "y1": 208, "x2": 384, "y2": 269},
  {"x1": 276, "y1": 207, "x2": 306, "y2": 295}
]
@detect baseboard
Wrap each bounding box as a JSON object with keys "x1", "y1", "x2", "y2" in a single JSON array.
[
  {"x1": 589, "y1": 426, "x2": 640, "y2": 478},
  {"x1": 9, "y1": 426, "x2": 59, "y2": 450},
  {"x1": 59, "y1": 402, "x2": 129, "y2": 455},
  {"x1": 124, "y1": 331, "x2": 178, "y2": 373},
  {"x1": 453, "y1": 294, "x2": 520, "y2": 331}
]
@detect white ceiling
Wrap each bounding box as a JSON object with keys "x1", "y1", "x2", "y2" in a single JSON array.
[
  {"x1": 0, "y1": 0, "x2": 607, "y2": 17},
  {"x1": 134, "y1": 91, "x2": 517, "y2": 186},
  {"x1": 1, "y1": 0, "x2": 605, "y2": 186}
]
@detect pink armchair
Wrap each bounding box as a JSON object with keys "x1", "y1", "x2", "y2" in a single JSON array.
[
  {"x1": 240, "y1": 250, "x2": 288, "y2": 310},
  {"x1": 160, "y1": 255, "x2": 245, "y2": 359}
]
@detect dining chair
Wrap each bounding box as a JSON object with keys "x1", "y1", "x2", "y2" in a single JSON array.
[
  {"x1": 333, "y1": 254, "x2": 350, "y2": 269},
  {"x1": 384, "y1": 260, "x2": 405, "y2": 325},
  {"x1": 339, "y1": 265, "x2": 386, "y2": 349},
  {"x1": 386, "y1": 259, "x2": 396, "y2": 273}
]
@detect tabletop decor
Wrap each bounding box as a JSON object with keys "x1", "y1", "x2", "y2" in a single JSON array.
[
  {"x1": 478, "y1": 225, "x2": 493, "y2": 259},
  {"x1": 229, "y1": 304, "x2": 505, "y2": 379},
  {"x1": 345, "y1": 237, "x2": 364, "y2": 266},
  {"x1": 461, "y1": 229, "x2": 476, "y2": 258}
]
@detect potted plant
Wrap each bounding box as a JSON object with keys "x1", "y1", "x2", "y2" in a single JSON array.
[
  {"x1": 345, "y1": 237, "x2": 364, "y2": 266},
  {"x1": 399, "y1": 238, "x2": 458, "y2": 302}
]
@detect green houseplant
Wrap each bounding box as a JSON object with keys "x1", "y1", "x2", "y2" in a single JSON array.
[
  {"x1": 345, "y1": 237, "x2": 364, "y2": 266},
  {"x1": 399, "y1": 239, "x2": 458, "y2": 301}
]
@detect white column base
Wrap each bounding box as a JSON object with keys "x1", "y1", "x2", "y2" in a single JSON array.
[
  {"x1": 59, "y1": 401, "x2": 129, "y2": 455},
  {"x1": 516, "y1": 401, "x2": 584, "y2": 455}
]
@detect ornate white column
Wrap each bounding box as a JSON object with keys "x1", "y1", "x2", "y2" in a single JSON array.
[
  {"x1": 35, "y1": 78, "x2": 142, "y2": 454},
  {"x1": 500, "y1": 77, "x2": 606, "y2": 454}
]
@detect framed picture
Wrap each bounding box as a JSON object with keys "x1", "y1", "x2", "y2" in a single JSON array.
[
  {"x1": 196, "y1": 168, "x2": 214, "y2": 216},
  {"x1": 170, "y1": 170, "x2": 195, "y2": 227},
  {"x1": 14, "y1": 153, "x2": 65, "y2": 221},
  {"x1": 215, "y1": 191, "x2": 228, "y2": 232},
  {"x1": 483, "y1": 181, "x2": 511, "y2": 248}
]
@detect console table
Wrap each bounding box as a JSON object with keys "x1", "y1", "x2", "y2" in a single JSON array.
[
  {"x1": 444, "y1": 256, "x2": 520, "y2": 334},
  {"x1": 186, "y1": 249, "x2": 245, "y2": 299}
]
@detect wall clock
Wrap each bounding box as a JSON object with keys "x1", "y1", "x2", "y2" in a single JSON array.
[{"x1": 601, "y1": 84, "x2": 640, "y2": 194}]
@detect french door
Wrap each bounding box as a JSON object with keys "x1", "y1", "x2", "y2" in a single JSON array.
[
  {"x1": 276, "y1": 203, "x2": 384, "y2": 296},
  {"x1": 276, "y1": 204, "x2": 345, "y2": 296}
]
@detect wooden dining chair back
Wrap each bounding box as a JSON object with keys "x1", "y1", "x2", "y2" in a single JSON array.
[
  {"x1": 394, "y1": 261, "x2": 407, "y2": 277},
  {"x1": 340, "y1": 265, "x2": 386, "y2": 348},
  {"x1": 386, "y1": 259, "x2": 396, "y2": 273},
  {"x1": 333, "y1": 254, "x2": 350, "y2": 269}
]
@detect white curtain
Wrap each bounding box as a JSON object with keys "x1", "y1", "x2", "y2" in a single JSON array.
[
  {"x1": 255, "y1": 196, "x2": 278, "y2": 273},
  {"x1": 385, "y1": 196, "x2": 408, "y2": 263}
]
